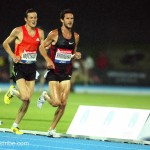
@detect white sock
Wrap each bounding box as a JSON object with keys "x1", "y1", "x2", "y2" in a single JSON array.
[
  {"x1": 12, "y1": 122, "x2": 18, "y2": 128},
  {"x1": 10, "y1": 88, "x2": 15, "y2": 96}
]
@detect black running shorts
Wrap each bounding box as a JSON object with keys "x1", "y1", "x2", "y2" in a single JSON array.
[
  {"x1": 12, "y1": 63, "x2": 36, "y2": 81},
  {"x1": 45, "y1": 70, "x2": 71, "y2": 82}
]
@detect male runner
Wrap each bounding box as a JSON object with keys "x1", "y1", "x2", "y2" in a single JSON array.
[
  {"x1": 37, "y1": 9, "x2": 81, "y2": 137},
  {"x1": 3, "y1": 8, "x2": 44, "y2": 134}
]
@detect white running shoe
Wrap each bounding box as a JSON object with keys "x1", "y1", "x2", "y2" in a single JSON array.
[
  {"x1": 47, "y1": 129, "x2": 60, "y2": 138},
  {"x1": 37, "y1": 91, "x2": 47, "y2": 109}
]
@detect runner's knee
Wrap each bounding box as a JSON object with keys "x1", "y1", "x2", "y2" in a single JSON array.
[
  {"x1": 20, "y1": 94, "x2": 30, "y2": 101},
  {"x1": 52, "y1": 100, "x2": 61, "y2": 107}
]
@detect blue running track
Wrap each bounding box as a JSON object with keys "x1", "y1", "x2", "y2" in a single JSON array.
[{"x1": 0, "y1": 131, "x2": 150, "y2": 150}]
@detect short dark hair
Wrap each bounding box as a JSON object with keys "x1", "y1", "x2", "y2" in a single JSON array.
[
  {"x1": 24, "y1": 8, "x2": 37, "y2": 18},
  {"x1": 60, "y1": 9, "x2": 74, "y2": 19}
]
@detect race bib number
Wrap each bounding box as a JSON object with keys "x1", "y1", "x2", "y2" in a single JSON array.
[
  {"x1": 55, "y1": 48, "x2": 72, "y2": 64},
  {"x1": 21, "y1": 50, "x2": 37, "y2": 63}
]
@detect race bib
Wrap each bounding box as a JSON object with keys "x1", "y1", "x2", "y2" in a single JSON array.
[
  {"x1": 55, "y1": 48, "x2": 72, "y2": 64},
  {"x1": 21, "y1": 50, "x2": 37, "y2": 64}
]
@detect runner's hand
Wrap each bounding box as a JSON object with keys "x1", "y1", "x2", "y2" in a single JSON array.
[
  {"x1": 74, "y1": 52, "x2": 81, "y2": 59},
  {"x1": 47, "y1": 60, "x2": 55, "y2": 69},
  {"x1": 13, "y1": 56, "x2": 21, "y2": 63}
]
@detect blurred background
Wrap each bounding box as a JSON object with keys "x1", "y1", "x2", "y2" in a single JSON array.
[{"x1": 0, "y1": 0, "x2": 150, "y2": 90}]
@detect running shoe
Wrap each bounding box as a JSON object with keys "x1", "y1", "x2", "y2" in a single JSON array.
[
  {"x1": 37, "y1": 91, "x2": 47, "y2": 109},
  {"x1": 4, "y1": 85, "x2": 15, "y2": 104},
  {"x1": 47, "y1": 129, "x2": 60, "y2": 138},
  {"x1": 11, "y1": 127, "x2": 23, "y2": 135}
]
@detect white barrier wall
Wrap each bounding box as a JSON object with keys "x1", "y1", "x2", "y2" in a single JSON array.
[{"x1": 67, "y1": 106, "x2": 150, "y2": 140}]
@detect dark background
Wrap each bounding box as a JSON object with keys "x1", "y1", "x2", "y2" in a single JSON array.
[
  {"x1": 0, "y1": 0, "x2": 150, "y2": 45},
  {"x1": 0, "y1": 0, "x2": 150, "y2": 86}
]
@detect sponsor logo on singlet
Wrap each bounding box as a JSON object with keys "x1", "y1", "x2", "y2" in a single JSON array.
[
  {"x1": 68, "y1": 42, "x2": 74, "y2": 45},
  {"x1": 36, "y1": 38, "x2": 40, "y2": 41}
]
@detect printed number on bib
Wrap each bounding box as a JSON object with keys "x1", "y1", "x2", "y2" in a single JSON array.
[
  {"x1": 21, "y1": 50, "x2": 37, "y2": 63},
  {"x1": 55, "y1": 48, "x2": 72, "y2": 64}
]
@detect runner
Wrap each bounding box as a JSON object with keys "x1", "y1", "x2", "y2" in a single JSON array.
[
  {"x1": 3, "y1": 8, "x2": 44, "y2": 134},
  {"x1": 37, "y1": 9, "x2": 81, "y2": 137}
]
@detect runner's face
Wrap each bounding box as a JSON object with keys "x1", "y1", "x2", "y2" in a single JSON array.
[
  {"x1": 25, "y1": 12, "x2": 38, "y2": 28},
  {"x1": 63, "y1": 13, "x2": 74, "y2": 29}
]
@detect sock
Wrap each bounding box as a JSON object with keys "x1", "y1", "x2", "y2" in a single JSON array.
[
  {"x1": 10, "y1": 88, "x2": 15, "y2": 96},
  {"x1": 12, "y1": 122, "x2": 18, "y2": 128}
]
